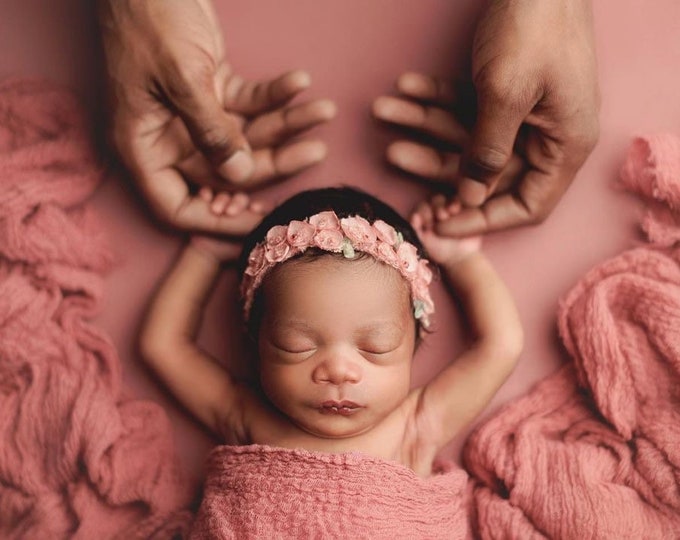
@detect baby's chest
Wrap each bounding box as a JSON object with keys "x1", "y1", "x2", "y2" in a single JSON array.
[{"x1": 244, "y1": 407, "x2": 433, "y2": 473}]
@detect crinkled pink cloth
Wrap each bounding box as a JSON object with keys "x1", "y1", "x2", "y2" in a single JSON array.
[
  {"x1": 189, "y1": 444, "x2": 470, "y2": 539},
  {"x1": 463, "y1": 134, "x2": 680, "y2": 539},
  {"x1": 0, "y1": 79, "x2": 192, "y2": 539}
]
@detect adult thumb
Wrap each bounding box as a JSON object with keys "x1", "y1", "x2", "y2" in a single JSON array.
[
  {"x1": 457, "y1": 98, "x2": 525, "y2": 207},
  {"x1": 170, "y1": 82, "x2": 254, "y2": 183}
]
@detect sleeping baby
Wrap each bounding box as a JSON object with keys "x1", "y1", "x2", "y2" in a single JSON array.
[{"x1": 139, "y1": 185, "x2": 523, "y2": 538}]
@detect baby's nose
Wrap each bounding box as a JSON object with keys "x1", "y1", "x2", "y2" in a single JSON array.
[{"x1": 312, "y1": 355, "x2": 361, "y2": 385}]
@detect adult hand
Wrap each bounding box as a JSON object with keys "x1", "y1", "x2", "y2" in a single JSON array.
[
  {"x1": 375, "y1": 0, "x2": 600, "y2": 236},
  {"x1": 97, "y1": 0, "x2": 335, "y2": 235}
]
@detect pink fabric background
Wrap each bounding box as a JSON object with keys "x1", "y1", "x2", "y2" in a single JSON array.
[{"x1": 1, "y1": 0, "x2": 678, "y2": 491}]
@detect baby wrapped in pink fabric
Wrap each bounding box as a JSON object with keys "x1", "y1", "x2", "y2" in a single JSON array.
[{"x1": 190, "y1": 445, "x2": 468, "y2": 539}]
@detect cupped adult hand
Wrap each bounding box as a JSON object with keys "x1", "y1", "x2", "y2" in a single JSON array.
[
  {"x1": 374, "y1": 0, "x2": 599, "y2": 236},
  {"x1": 97, "y1": 0, "x2": 336, "y2": 235}
]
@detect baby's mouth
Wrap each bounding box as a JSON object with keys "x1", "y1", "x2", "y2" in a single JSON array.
[{"x1": 319, "y1": 400, "x2": 362, "y2": 416}]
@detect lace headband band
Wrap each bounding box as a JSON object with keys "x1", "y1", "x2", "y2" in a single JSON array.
[{"x1": 240, "y1": 210, "x2": 435, "y2": 327}]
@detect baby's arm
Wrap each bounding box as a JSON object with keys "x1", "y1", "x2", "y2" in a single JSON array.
[
  {"x1": 411, "y1": 199, "x2": 523, "y2": 449},
  {"x1": 139, "y1": 191, "x2": 261, "y2": 438}
]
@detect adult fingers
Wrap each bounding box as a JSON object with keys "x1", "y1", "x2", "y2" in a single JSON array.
[
  {"x1": 164, "y1": 73, "x2": 255, "y2": 183},
  {"x1": 248, "y1": 140, "x2": 329, "y2": 185},
  {"x1": 395, "y1": 72, "x2": 456, "y2": 106},
  {"x1": 434, "y1": 168, "x2": 561, "y2": 237},
  {"x1": 373, "y1": 96, "x2": 468, "y2": 146},
  {"x1": 176, "y1": 196, "x2": 265, "y2": 235},
  {"x1": 386, "y1": 141, "x2": 460, "y2": 183},
  {"x1": 457, "y1": 92, "x2": 530, "y2": 207},
  {"x1": 135, "y1": 166, "x2": 263, "y2": 234},
  {"x1": 386, "y1": 137, "x2": 523, "y2": 189},
  {"x1": 223, "y1": 70, "x2": 312, "y2": 116},
  {"x1": 175, "y1": 139, "x2": 329, "y2": 190},
  {"x1": 245, "y1": 99, "x2": 337, "y2": 149}
]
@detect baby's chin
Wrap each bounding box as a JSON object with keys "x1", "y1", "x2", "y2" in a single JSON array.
[{"x1": 291, "y1": 414, "x2": 376, "y2": 441}]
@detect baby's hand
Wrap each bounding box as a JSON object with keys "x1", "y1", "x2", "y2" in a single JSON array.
[
  {"x1": 411, "y1": 195, "x2": 482, "y2": 266},
  {"x1": 198, "y1": 187, "x2": 271, "y2": 217},
  {"x1": 190, "y1": 189, "x2": 269, "y2": 263}
]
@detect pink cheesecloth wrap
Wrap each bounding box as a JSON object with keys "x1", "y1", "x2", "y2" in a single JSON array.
[
  {"x1": 462, "y1": 134, "x2": 680, "y2": 539},
  {"x1": 189, "y1": 445, "x2": 469, "y2": 539},
  {"x1": 0, "y1": 80, "x2": 193, "y2": 539},
  {"x1": 2, "y1": 80, "x2": 679, "y2": 539}
]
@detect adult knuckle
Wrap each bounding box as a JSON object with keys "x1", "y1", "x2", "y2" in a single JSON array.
[
  {"x1": 197, "y1": 126, "x2": 234, "y2": 158},
  {"x1": 163, "y1": 60, "x2": 212, "y2": 104},
  {"x1": 470, "y1": 146, "x2": 509, "y2": 174},
  {"x1": 474, "y1": 64, "x2": 517, "y2": 106}
]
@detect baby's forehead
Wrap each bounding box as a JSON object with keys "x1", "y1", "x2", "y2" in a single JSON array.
[
  {"x1": 264, "y1": 254, "x2": 411, "y2": 307},
  {"x1": 274, "y1": 252, "x2": 408, "y2": 286}
]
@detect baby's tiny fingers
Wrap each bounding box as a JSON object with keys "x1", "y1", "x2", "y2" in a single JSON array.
[
  {"x1": 249, "y1": 198, "x2": 273, "y2": 214},
  {"x1": 224, "y1": 192, "x2": 250, "y2": 216},
  {"x1": 211, "y1": 192, "x2": 232, "y2": 214},
  {"x1": 412, "y1": 200, "x2": 435, "y2": 231},
  {"x1": 198, "y1": 186, "x2": 214, "y2": 202}
]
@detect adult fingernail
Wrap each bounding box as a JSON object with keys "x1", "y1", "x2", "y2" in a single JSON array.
[
  {"x1": 458, "y1": 179, "x2": 487, "y2": 207},
  {"x1": 372, "y1": 97, "x2": 396, "y2": 119},
  {"x1": 219, "y1": 150, "x2": 254, "y2": 183}
]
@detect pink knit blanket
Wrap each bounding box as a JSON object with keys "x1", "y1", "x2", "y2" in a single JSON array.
[
  {"x1": 0, "y1": 80, "x2": 192, "y2": 538},
  {"x1": 189, "y1": 444, "x2": 470, "y2": 539},
  {"x1": 463, "y1": 135, "x2": 680, "y2": 539}
]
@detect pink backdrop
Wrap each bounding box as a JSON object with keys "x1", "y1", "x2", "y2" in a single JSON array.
[{"x1": 2, "y1": 0, "x2": 679, "y2": 490}]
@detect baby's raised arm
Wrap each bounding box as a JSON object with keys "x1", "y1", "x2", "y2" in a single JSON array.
[
  {"x1": 138, "y1": 233, "x2": 245, "y2": 439},
  {"x1": 411, "y1": 200, "x2": 523, "y2": 451}
]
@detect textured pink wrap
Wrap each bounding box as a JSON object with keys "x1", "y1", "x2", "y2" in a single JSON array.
[
  {"x1": 463, "y1": 135, "x2": 680, "y2": 539},
  {"x1": 0, "y1": 80, "x2": 192, "y2": 538},
  {"x1": 190, "y1": 444, "x2": 470, "y2": 539}
]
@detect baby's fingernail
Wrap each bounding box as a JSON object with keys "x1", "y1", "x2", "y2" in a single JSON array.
[
  {"x1": 211, "y1": 198, "x2": 227, "y2": 214},
  {"x1": 436, "y1": 207, "x2": 449, "y2": 221},
  {"x1": 447, "y1": 200, "x2": 462, "y2": 215},
  {"x1": 218, "y1": 150, "x2": 254, "y2": 183},
  {"x1": 198, "y1": 187, "x2": 212, "y2": 202},
  {"x1": 458, "y1": 179, "x2": 488, "y2": 207}
]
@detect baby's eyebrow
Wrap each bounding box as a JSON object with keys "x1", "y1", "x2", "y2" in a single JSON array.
[
  {"x1": 269, "y1": 319, "x2": 316, "y2": 333},
  {"x1": 354, "y1": 321, "x2": 404, "y2": 337}
]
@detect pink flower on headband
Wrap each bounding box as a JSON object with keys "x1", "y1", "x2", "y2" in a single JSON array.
[
  {"x1": 373, "y1": 220, "x2": 398, "y2": 245},
  {"x1": 397, "y1": 242, "x2": 419, "y2": 276},
  {"x1": 417, "y1": 259, "x2": 433, "y2": 284},
  {"x1": 245, "y1": 244, "x2": 266, "y2": 276},
  {"x1": 377, "y1": 241, "x2": 399, "y2": 268},
  {"x1": 413, "y1": 259, "x2": 434, "y2": 308},
  {"x1": 309, "y1": 211, "x2": 340, "y2": 231},
  {"x1": 265, "y1": 225, "x2": 290, "y2": 262},
  {"x1": 314, "y1": 229, "x2": 344, "y2": 251},
  {"x1": 287, "y1": 220, "x2": 316, "y2": 249},
  {"x1": 340, "y1": 216, "x2": 377, "y2": 249}
]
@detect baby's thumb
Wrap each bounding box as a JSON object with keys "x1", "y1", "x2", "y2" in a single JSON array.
[
  {"x1": 458, "y1": 101, "x2": 524, "y2": 207},
  {"x1": 171, "y1": 83, "x2": 254, "y2": 183}
]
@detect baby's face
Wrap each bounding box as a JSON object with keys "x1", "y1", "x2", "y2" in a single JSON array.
[{"x1": 257, "y1": 255, "x2": 416, "y2": 439}]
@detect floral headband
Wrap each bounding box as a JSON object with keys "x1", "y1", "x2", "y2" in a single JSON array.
[{"x1": 240, "y1": 210, "x2": 435, "y2": 327}]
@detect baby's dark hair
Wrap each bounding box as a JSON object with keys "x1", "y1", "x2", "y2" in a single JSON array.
[{"x1": 237, "y1": 186, "x2": 431, "y2": 337}]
